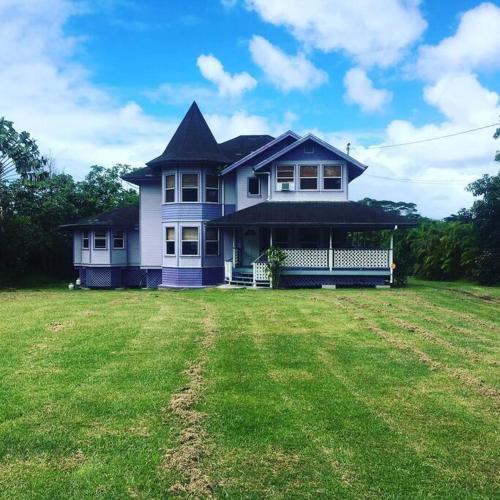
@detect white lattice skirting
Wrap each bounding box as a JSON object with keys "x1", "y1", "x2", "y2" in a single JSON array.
[
  {"x1": 333, "y1": 249, "x2": 389, "y2": 268},
  {"x1": 283, "y1": 249, "x2": 329, "y2": 268}
]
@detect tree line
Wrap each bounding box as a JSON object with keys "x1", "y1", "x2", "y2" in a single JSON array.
[{"x1": 0, "y1": 118, "x2": 499, "y2": 286}]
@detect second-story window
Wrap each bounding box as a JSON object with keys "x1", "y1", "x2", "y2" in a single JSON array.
[
  {"x1": 299, "y1": 165, "x2": 318, "y2": 190},
  {"x1": 205, "y1": 174, "x2": 219, "y2": 203},
  {"x1": 276, "y1": 165, "x2": 294, "y2": 190},
  {"x1": 165, "y1": 174, "x2": 175, "y2": 203},
  {"x1": 113, "y1": 230, "x2": 125, "y2": 249},
  {"x1": 182, "y1": 173, "x2": 199, "y2": 202},
  {"x1": 94, "y1": 230, "x2": 107, "y2": 249},
  {"x1": 248, "y1": 176, "x2": 260, "y2": 196},
  {"x1": 323, "y1": 165, "x2": 342, "y2": 190},
  {"x1": 82, "y1": 230, "x2": 89, "y2": 249}
]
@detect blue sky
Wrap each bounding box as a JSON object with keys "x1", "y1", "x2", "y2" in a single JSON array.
[{"x1": 1, "y1": 0, "x2": 499, "y2": 217}]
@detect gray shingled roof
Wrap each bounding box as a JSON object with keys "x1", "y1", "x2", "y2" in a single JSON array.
[
  {"x1": 207, "y1": 201, "x2": 417, "y2": 229},
  {"x1": 218, "y1": 135, "x2": 275, "y2": 163},
  {"x1": 59, "y1": 203, "x2": 139, "y2": 229},
  {"x1": 147, "y1": 102, "x2": 229, "y2": 167}
]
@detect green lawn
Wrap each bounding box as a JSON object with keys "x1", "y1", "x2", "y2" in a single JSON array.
[{"x1": 0, "y1": 281, "x2": 499, "y2": 498}]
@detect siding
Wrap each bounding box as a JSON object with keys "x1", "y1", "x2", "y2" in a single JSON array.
[
  {"x1": 73, "y1": 231, "x2": 82, "y2": 264},
  {"x1": 236, "y1": 164, "x2": 268, "y2": 210},
  {"x1": 127, "y1": 229, "x2": 140, "y2": 265},
  {"x1": 161, "y1": 203, "x2": 222, "y2": 221},
  {"x1": 161, "y1": 267, "x2": 224, "y2": 287},
  {"x1": 140, "y1": 183, "x2": 163, "y2": 267}
]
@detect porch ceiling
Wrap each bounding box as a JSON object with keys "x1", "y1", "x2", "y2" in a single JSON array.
[{"x1": 208, "y1": 201, "x2": 417, "y2": 229}]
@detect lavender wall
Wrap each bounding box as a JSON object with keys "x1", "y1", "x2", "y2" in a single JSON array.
[
  {"x1": 161, "y1": 203, "x2": 222, "y2": 221},
  {"x1": 161, "y1": 267, "x2": 224, "y2": 287}
]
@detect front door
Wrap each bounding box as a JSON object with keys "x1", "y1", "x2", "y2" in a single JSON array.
[{"x1": 242, "y1": 228, "x2": 260, "y2": 266}]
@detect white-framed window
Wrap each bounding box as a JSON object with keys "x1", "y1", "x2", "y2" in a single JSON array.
[
  {"x1": 205, "y1": 174, "x2": 219, "y2": 203},
  {"x1": 273, "y1": 228, "x2": 289, "y2": 248},
  {"x1": 323, "y1": 165, "x2": 342, "y2": 190},
  {"x1": 93, "y1": 230, "x2": 107, "y2": 249},
  {"x1": 165, "y1": 226, "x2": 175, "y2": 255},
  {"x1": 276, "y1": 165, "x2": 294, "y2": 184},
  {"x1": 181, "y1": 226, "x2": 199, "y2": 255},
  {"x1": 182, "y1": 173, "x2": 199, "y2": 202},
  {"x1": 82, "y1": 230, "x2": 89, "y2": 249},
  {"x1": 164, "y1": 174, "x2": 175, "y2": 203},
  {"x1": 247, "y1": 176, "x2": 260, "y2": 196},
  {"x1": 205, "y1": 227, "x2": 219, "y2": 256},
  {"x1": 299, "y1": 165, "x2": 318, "y2": 190},
  {"x1": 113, "y1": 230, "x2": 125, "y2": 249}
]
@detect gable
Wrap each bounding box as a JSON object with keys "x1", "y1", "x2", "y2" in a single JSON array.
[
  {"x1": 253, "y1": 134, "x2": 367, "y2": 182},
  {"x1": 220, "y1": 131, "x2": 300, "y2": 175}
]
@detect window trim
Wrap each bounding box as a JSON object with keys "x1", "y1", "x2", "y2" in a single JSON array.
[
  {"x1": 205, "y1": 173, "x2": 219, "y2": 204},
  {"x1": 165, "y1": 226, "x2": 175, "y2": 256},
  {"x1": 181, "y1": 225, "x2": 199, "y2": 256},
  {"x1": 164, "y1": 173, "x2": 176, "y2": 204},
  {"x1": 181, "y1": 172, "x2": 199, "y2": 203},
  {"x1": 323, "y1": 164, "x2": 343, "y2": 191},
  {"x1": 205, "y1": 227, "x2": 219, "y2": 256},
  {"x1": 299, "y1": 164, "x2": 319, "y2": 191},
  {"x1": 247, "y1": 176, "x2": 261, "y2": 197},
  {"x1": 93, "y1": 229, "x2": 107, "y2": 250},
  {"x1": 82, "y1": 230, "x2": 89, "y2": 250},
  {"x1": 112, "y1": 230, "x2": 125, "y2": 250}
]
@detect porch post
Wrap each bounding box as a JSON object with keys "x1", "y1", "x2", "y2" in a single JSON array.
[
  {"x1": 389, "y1": 227, "x2": 395, "y2": 284},
  {"x1": 329, "y1": 226, "x2": 333, "y2": 271},
  {"x1": 269, "y1": 227, "x2": 273, "y2": 247},
  {"x1": 232, "y1": 228, "x2": 236, "y2": 266}
]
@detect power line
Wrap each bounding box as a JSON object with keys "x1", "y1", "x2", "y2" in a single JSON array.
[
  {"x1": 350, "y1": 122, "x2": 499, "y2": 151},
  {"x1": 364, "y1": 173, "x2": 468, "y2": 184}
]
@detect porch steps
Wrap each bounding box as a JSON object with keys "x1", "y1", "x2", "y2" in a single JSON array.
[{"x1": 226, "y1": 270, "x2": 270, "y2": 288}]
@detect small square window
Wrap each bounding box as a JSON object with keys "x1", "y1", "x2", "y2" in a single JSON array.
[{"x1": 248, "y1": 176, "x2": 260, "y2": 196}]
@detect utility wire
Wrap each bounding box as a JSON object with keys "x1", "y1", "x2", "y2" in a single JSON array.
[
  {"x1": 350, "y1": 122, "x2": 499, "y2": 151},
  {"x1": 364, "y1": 173, "x2": 469, "y2": 184}
]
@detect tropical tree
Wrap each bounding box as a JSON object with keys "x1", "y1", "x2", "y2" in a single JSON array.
[{"x1": 0, "y1": 118, "x2": 47, "y2": 182}]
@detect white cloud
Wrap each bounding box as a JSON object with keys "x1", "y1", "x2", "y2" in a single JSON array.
[
  {"x1": 415, "y1": 2, "x2": 500, "y2": 81},
  {"x1": 197, "y1": 54, "x2": 257, "y2": 98},
  {"x1": 343, "y1": 68, "x2": 392, "y2": 113},
  {"x1": 0, "y1": 1, "x2": 272, "y2": 178},
  {"x1": 246, "y1": 0, "x2": 427, "y2": 68},
  {"x1": 249, "y1": 35, "x2": 328, "y2": 92}
]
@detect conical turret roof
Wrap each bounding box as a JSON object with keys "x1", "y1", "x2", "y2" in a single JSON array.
[{"x1": 147, "y1": 102, "x2": 229, "y2": 166}]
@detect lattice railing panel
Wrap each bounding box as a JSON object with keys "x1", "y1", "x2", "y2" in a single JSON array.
[
  {"x1": 253, "y1": 262, "x2": 268, "y2": 281},
  {"x1": 283, "y1": 249, "x2": 329, "y2": 268},
  {"x1": 333, "y1": 249, "x2": 389, "y2": 269}
]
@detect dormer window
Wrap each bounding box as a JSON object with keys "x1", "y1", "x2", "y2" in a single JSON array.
[
  {"x1": 323, "y1": 165, "x2": 342, "y2": 190},
  {"x1": 182, "y1": 173, "x2": 199, "y2": 202},
  {"x1": 205, "y1": 174, "x2": 219, "y2": 203}
]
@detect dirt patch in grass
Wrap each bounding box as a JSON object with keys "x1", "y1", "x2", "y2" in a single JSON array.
[
  {"x1": 163, "y1": 304, "x2": 217, "y2": 497},
  {"x1": 444, "y1": 287, "x2": 500, "y2": 303},
  {"x1": 46, "y1": 320, "x2": 73, "y2": 333}
]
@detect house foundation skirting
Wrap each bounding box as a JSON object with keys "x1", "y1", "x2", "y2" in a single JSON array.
[
  {"x1": 280, "y1": 274, "x2": 387, "y2": 288},
  {"x1": 160, "y1": 267, "x2": 224, "y2": 288},
  {"x1": 76, "y1": 266, "x2": 161, "y2": 288}
]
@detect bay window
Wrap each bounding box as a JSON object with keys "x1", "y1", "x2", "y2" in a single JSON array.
[
  {"x1": 181, "y1": 227, "x2": 199, "y2": 255},
  {"x1": 165, "y1": 227, "x2": 175, "y2": 255},
  {"x1": 113, "y1": 230, "x2": 125, "y2": 249},
  {"x1": 165, "y1": 174, "x2": 175, "y2": 203},
  {"x1": 94, "y1": 230, "x2": 107, "y2": 249},
  {"x1": 182, "y1": 174, "x2": 199, "y2": 202}
]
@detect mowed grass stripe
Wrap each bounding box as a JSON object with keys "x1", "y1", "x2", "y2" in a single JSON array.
[{"x1": 0, "y1": 290, "x2": 204, "y2": 499}]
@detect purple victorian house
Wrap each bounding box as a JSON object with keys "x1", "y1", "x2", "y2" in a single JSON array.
[{"x1": 62, "y1": 102, "x2": 414, "y2": 288}]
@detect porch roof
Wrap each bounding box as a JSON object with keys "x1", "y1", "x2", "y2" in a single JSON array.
[
  {"x1": 59, "y1": 202, "x2": 139, "y2": 230},
  {"x1": 207, "y1": 201, "x2": 417, "y2": 229}
]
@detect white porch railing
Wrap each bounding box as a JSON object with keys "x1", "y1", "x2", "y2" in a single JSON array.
[
  {"x1": 224, "y1": 259, "x2": 233, "y2": 281},
  {"x1": 278, "y1": 248, "x2": 390, "y2": 270}
]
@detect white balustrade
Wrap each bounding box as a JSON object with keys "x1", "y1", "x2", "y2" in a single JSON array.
[
  {"x1": 282, "y1": 248, "x2": 329, "y2": 268},
  {"x1": 224, "y1": 260, "x2": 233, "y2": 281},
  {"x1": 333, "y1": 249, "x2": 389, "y2": 269}
]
